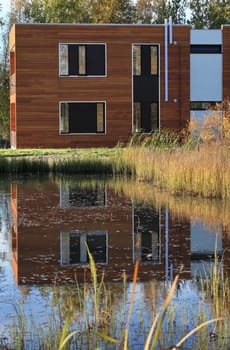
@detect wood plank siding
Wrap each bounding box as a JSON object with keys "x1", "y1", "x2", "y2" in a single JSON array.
[
  {"x1": 10, "y1": 24, "x2": 190, "y2": 148},
  {"x1": 223, "y1": 26, "x2": 230, "y2": 100}
]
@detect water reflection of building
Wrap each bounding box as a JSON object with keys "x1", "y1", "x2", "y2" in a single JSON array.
[{"x1": 10, "y1": 179, "x2": 229, "y2": 285}]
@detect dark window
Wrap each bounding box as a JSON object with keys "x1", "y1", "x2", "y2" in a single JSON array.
[
  {"x1": 133, "y1": 45, "x2": 158, "y2": 76},
  {"x1": 133, "y1": 204, "x2": 160, "y2": 263},
  {"x1": 60, "y1": 184, "x2": 107, "y2": 208},
  {"x1": 190, "y1": 101, "x2": 220, "y2": 110},
  {"x1": 61, "y1": 231, "x2": 108, "y2": 265},
  {"x1": 134, "y1": 102, "x2": 158, "y2": 133},
  {"x1": 60, "y1": 102, "x2": 105, "y2": 134},
  {"x1": 59, "y1": 43, "x2": 106, "y2": 76},
  {"x1": 133, "y1": 44, "x2": 159, "y2": 133},
  {"x1": 190, "y1": 45, "x2": 222, "y2": 54}
]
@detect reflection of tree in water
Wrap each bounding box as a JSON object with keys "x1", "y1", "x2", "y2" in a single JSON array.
[{"x1": 0, "y1": 185, "x2": 11, "y2": 275}]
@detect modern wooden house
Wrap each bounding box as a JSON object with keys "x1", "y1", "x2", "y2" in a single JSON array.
[{"x1": 9, "y1": 23, "x2": 230, "y2": 148}]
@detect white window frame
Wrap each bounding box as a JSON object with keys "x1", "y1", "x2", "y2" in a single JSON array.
[
  {"x1": 60, "y1": 230, "x2": 108, "y2": 266},
  {"x1": 131, "y1": 43, "x2": 161, "y2": 134},
  {"x1": 59, "y1": 43, "x2": 107, "y2": 77},
  {"x1": 59, "y1": 101, "x2": 107, "y2": 135}
]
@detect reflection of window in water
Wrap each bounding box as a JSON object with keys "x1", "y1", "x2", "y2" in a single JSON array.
[
  {"x1": 60, "y1": 231, "x2": 108, "y2": 265},
  {"x1": 60, "y1": 184, "x2": 107, "y2": 208},
  {"x1": 133, "y1": 204, "x2": 161, "y2": 263},
  {"x1": 190, "y1": 222, "x2": 222, "y2": 277}
]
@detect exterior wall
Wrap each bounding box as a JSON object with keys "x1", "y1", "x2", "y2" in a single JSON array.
[
  {"x1": 9, "y1": 24, "x2": 190, "y2": 148},
  {"x1": 190, "y1": 29, "x2": 222, "y2": 102},
  {"x1": 223, "y1": 26, "x2": 230, "y2": 100},
  {"x1": 189, "y1": 26, "x2": 230, "y2": 126}
]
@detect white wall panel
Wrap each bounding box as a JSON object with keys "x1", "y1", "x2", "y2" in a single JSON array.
[
  {"x1": 190, "y1": 54, "x2": 222, "y2": 101},
  {"x1": 191, "y1": 29, "x2": 222, "y2": 44}
]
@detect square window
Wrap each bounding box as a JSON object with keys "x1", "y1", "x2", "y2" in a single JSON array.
[
  {"x1": 61, "y1": 231, "x2": 108, "y2": 265},
  {"x1": 59, "y1": 43, "x2": 106, "y2": 76},
  {"x1": 60, "y1": 102, "x2": 105, "y2": 134}
]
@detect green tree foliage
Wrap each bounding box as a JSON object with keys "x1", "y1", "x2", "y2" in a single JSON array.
[
  {"x1": 136, "y1": 0, "x2": 187, "y2": 24},
  {"x1": 135, "y1": 0, "x2": 154, "y2": 23},
  {"x1": 189, "y1": 0, "x2": 230, "y2": 28},
  {"x1": 86, "y1": 0, "x2": 136, "y2": 23},
  {"x1": 11, "y1": 0, "x2": 136, "y2": 24},
  {"x1": 10, "y1": 0, "x2": 88, "y2": 23}
]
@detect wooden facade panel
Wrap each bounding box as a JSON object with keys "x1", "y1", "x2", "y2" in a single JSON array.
[
  {"x1": 223, "y1": 26, "x2": 230, "y2": 100},
  {"x1": 11, "y1": 24, "x2": 191, "y2": 148}
]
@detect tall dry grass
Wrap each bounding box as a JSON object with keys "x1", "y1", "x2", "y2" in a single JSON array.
[{"x1": 122, "y1": 144, "x2": 230, "y2": 199}]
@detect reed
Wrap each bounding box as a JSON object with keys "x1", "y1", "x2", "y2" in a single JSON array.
[
  {"x1": 4, "y1": 259, "x2": 228, "y2": 350},
  {"x1": 0, "y1": 157, "x2": 50, "y2": 174},
  {"x1": 122, "y1": 143, "x2": 230, "y2": 198}
]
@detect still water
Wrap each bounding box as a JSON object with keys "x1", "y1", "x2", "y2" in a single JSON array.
[{"x1": 0, "y1": 175, "x2": 229, "y2": 349}]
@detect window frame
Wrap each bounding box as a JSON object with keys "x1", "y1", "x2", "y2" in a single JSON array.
[
  {"x1": 59, "y1": 101, "x2": 106, "y2": 135},
  {"x1": 132, "y1": 204, "x2": 161, "y2": 264},
  {"x1": 132, "y1": 43, "x2": 160, "y2": 134},
  {"x1": 190, "y1": 45, "x2": 222, "y2": 54},
  {"x1": 59, "y1": 43, "x2": 107, "y2": 77},
  {"x1": 133, "y1": 43, "x2": 159, "y2": 77},
  {"x1": 60, "y1": 230, "x2": 108, "y2": 266}
]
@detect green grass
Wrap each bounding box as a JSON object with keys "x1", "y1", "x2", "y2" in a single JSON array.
[
  {"x1": 0, "y1": 147, "x2": 132, "y2": 175},
  {"x1": 0, "y1": 148, "x2": 118, "y2": 158}
]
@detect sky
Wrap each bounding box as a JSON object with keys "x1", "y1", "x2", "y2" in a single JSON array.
[{"x1": 0, "y1": 0, "x2": 10, "y2": 16}]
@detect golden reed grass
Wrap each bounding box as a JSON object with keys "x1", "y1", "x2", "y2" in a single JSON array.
[{"x1": 122, "y1": 144, "x2": 230, "y2": 199}]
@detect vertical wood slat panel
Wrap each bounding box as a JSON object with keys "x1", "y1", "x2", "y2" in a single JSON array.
[{"x1": 223, "y1": 26, "x2": 230, "y2": 100}]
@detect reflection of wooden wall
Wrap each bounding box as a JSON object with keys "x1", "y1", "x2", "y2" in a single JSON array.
[
  {"x1": 13, "y1": 180, "x2": 134, "y2": 284},
  {"x1": 11, "y1": 180, "x2": 193, "y2": 284},
  {"x1": 9, "y1": 24, "x2": 190, "y2": 148},
  {"x1": 223, "y1": 229, "x2": 230, "y2": 276}
]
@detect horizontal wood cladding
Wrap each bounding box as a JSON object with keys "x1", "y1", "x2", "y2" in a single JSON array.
[
  {"x1": 11, "y1": 24, "x2": 190, "y2": 148},
  {"x1": 223, "y1": 26, "x2": 230, "y2": 100}
]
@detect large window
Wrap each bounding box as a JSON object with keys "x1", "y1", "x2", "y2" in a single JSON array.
[
  {"x1": 133, "y1": 44, "x2": 159, "y2": 133},
  {"x1": 60, "y1": 183, "x2": 107, "y2": 208},
  {"x1": 60, "y1": 102, "x2": 105, "y2": 134},
  {"x1": 61, "y1": 231, "x2": 108, "y2": 265},
  {"x1": 133, "y1": 204, "x2": 161, "y2": 263},
  {"x1": 133, "y1": 44, "x2": 158, "y2": 76},
  {"x1": 133, "y1": 102, "x2": 158, "y2": 132},
  {"x1": 59, "y1": 43, "x2": 106, "y2": 76}
]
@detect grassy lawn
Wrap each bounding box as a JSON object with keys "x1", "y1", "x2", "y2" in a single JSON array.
[{"x1": 0, "y1": 147, "x2": 120, "y2": 159}]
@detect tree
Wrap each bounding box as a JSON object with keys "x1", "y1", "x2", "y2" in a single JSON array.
[
  {"x1": 82, "y1": 0, "x2": 136, "y2": 24},
  {"x1": 9, "y1": 0, "x2": 89, "y2": 23},
  {"x1": 189, "y1": 0, "x2": 230, "y2": 28},
  {"x1": 169, "y1": 0, "x2": 187, "y2": 24},
  {"x1": 41, "y1": 0, "x2": 88, "y2": 23},
  {"x1": 0, "y1": 8, "x2": 10, "y2": 145},
  {"x1": 136, "y1": 0, "x2": 188, "y2": 24},
  {"x1": 136, "y1": 0, "x2": 154, "y2": 23},
  {"x1": 207, "y1": 0, "x2": 230, "y2": 28},
  {"x1": 11, "y1": 0, "x2": 137, "y2": 24}
]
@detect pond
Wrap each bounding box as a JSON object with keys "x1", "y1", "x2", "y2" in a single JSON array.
[{"x1": 0, "y1": 175, "x2": 229, "y2": 349}]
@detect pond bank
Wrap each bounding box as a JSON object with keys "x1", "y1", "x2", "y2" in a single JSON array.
[{"x1": 0, "y1": 143, "x2": 229, "y2": 198}]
